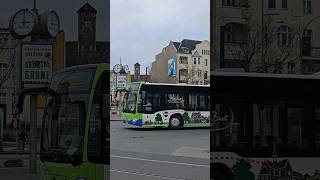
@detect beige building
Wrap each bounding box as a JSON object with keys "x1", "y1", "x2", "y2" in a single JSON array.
[
  {"x1": 150, "y1": 39, "x2": 210, "y2": 84},
  {"x1": 213, "y1": 0, "x2": 320, "y2": 74}
]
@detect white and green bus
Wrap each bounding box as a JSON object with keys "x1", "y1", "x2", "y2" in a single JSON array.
[
  {"x1": 121, "y1": 82, "x2": 210, "y2": 129},
  {"x1": 211, "y1": 71, "x2": 320, "y2": 180}
]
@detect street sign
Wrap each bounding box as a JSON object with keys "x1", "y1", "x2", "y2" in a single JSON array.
[
  {"x1": 21, "y1": 43, "x2": 53, "y2": 88},
  {"x1": 116, "y1": 75, "x2": 127, "y2": 90}
]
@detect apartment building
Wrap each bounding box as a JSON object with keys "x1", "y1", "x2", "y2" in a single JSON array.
[
  {"x1": 150, "y1": 39, "x2": 210, "y2": 84},
  {"x1": 213, "y1": 0, "x2": 320, "y2": 74}
]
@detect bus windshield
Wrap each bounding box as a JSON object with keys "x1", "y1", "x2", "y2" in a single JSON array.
[
  {"x1": 123, "y1": 92, "x2": 137, "y2": 113},
  {"x1": 40, "y1": 68, "x2": 95, "y2": 165},
  {"x1": 123, "y1": 83, "x2": 140, "y2": 113}
]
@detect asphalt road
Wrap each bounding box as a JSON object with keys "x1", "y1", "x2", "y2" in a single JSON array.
[{"x1": 110, "y1": 116, "x2": 210, "y2": 180}]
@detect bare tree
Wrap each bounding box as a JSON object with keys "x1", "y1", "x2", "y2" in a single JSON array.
[
  {"x1": 227, "y1": 9, "x2": 301, "y2": 74},
  {"x1": 0, "y1": 36, "x2": 19, "y2": 151},
  {"x1": 180, "y1": 66, "x2": 203, "y2": 84}
]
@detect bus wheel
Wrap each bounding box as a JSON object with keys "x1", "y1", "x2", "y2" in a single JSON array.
[
  {"x1": 169, "y1": 115, "x2": 182, "y2": 129},
  {"x1": 212, "y1": 169, "x2": 231, "y2": 180}
]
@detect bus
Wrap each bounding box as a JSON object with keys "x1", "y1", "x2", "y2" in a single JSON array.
[
  {"x1": 122, "y1": 82, "x2": 210, "y2": 129},
  {"x1": 211, "y1": 71, "x2": 320, "y2": 180},
  {"x1": 39, "y1": 64, "x2": 109, "y2": 180}
]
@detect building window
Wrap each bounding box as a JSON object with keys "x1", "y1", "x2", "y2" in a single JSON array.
[
  {"x1": 269, "y1": 0, "x2": 276, "y2": 8},
  {"x1": 303, "y1": 0, "x2": 312, "y2": 14},
  {"x1": 193, "y1": 58, "x2": 197, "y2": 65},
  {"x1": 288, "y1": 63, "x2": 295, "y2": 74},
  {"x1": 198, "y1": 58, "x2": 201, "y2": 65},
  {"x1": 222, "y1": 0, "x2": 235, "y2": 6},
  {"x1": 197, "y1": 70, "x2": 202, "y2": 77},
  {"x1": 302, "y1": 29, "x2": 312, "y2": 56},
  {"x1": 225, "y1": 25, "x2": 234, "y2": 42},
  {"x1": 179, "y1": 69, "x2": 188, "y2": 77},
  {"x1": 277, "y1": 26, "x2": 292, "y2": 47},
  {"x1": 204, "y1": 71, "x2": 208, "y2": 79},
  {"x1": 0, "y1": 63, "x2": 8, "y2": 80},
  {"x1": 205, "y1": 59, "x2": 208, "y2": 66},
  {"x1": 179, "y1": 56, "x2": 188, "y2": 64},
  {"x1": 282, "y1": 0, "x2": 288, "y2": 8}
]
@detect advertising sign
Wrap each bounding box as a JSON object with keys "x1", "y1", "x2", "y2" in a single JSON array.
[
  {"x1": 116, "y1": 75, "x2": 127, "y2": 90},
  {"x1": 21, "y1": 43, "x2": 53, "y2": 88},
  {"x1": 168, "y1": 58, "x2": 177, "y2": 77}
]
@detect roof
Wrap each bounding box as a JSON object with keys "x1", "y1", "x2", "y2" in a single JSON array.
[
  {"x1": 77, "y1": 2, "x2": 97, "y2": 14},
  {"x1": 143, "y1": 82, "x2": 209, "y2": 87},
  {"x1": 212, "y1": 71, "x2": 320, "y2": 80},
  {"x1": 177, "y1": 39, "x2": 202, "y2": 54},
  {"x1": 172, "y1": 41, "x2": 181, "y2": 50},
  {"x1": 260, "y1": 159, "x2": 291, "y2": 174},
  {"x1": 192, "y1": 50, "x2": 201, "y2": 57}
]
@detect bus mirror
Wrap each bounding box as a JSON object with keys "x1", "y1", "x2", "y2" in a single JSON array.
[{"x1": 142, "y1": 91, "x2": 146, "y2": 100}]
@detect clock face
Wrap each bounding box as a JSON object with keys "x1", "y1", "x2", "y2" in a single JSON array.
[
  {"x1": 47, "y1": 11, "x2": 60, "y2": 37},
  {"x1": 113, "y1": 64, "x2": 121, "y2": 74},
  {"x1": 10, "y1": 9, "x2": 37, "y2": 38},
  {"x1": 124, "y1": 65, "x2": 129, "y2": 74}
]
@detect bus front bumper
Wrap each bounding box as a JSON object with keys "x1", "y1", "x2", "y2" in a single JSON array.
[{"x1": 122, "y1": 119, "x2": 143, "y2": 127}]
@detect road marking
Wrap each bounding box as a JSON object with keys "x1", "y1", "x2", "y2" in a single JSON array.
[
  {"x1": 110, "y1": 155, "x2": 209, "y2": 168},
  {"x1": 170, "y1": 146, "x2": 209, "y2": 159},
  {"x1": 111, "y1": 169, "x2": 190, "y2": 180}
]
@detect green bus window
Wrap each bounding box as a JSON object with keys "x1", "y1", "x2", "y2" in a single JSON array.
[{"x1": 87, "y1": 72, "x2": 109, "y2": 164}]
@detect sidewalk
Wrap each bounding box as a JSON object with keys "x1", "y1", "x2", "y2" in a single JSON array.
[{"x1": 110, "y1": 107, "x2": 122, "y2": 121}]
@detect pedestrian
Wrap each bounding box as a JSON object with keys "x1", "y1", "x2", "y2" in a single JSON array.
[{"x1": 18, "y1": 130, "x2": 27, "y2": 151}]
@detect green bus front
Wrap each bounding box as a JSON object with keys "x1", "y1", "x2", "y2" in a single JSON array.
[
  {"x1": 121, "y1": 82, "x2": 210, "y2": 129},
  {"x1": 40, "y1": 64, "x2": 109, "y2": 180}
]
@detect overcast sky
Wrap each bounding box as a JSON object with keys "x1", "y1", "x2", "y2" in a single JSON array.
[
  {"x1": 0, "y1": 0, "x2": 108, "y2": 41},
  {"x1": 111, "y1": 0, "x2": 210, "y2": 73}
]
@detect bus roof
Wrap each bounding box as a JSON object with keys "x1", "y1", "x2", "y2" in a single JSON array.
[
  {"x1": 142, "y1": 82, "x2": 210, "y2": 87},
  {"x1": 53, "y1": 63, "x2": 108, "y2": 75},
  {"x1": 212, "y1": 71, "x2": 320, "y2": 80}
]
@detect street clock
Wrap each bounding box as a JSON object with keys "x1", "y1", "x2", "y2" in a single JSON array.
[
  {"x1": 123, "y1": 65, "x2": 129, "y2": 74},
  {"x1": 46, "y1": 11, "x2": 60, "y2": 37},
  {"x1": 113, "y1": 64, "x2": 122, "y2": 74},
  {"x1": 39, "y1": 10, "x2": 60, "y2": 37},
  {"x1": 9, "y1": 9, "x2": 38, "y2": 39}
]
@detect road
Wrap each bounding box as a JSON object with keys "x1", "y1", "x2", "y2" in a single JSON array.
[
  {"x1": 0, "y1": 110, "x2": 209, "y2": 180},
  {"x1": 110, "y1": 111, "x2": 210, "y2": 180}
]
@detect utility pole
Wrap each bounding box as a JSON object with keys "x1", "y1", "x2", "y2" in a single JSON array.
[
  {"x1": 29, "y1": 0, "x2": 38, "y2": 174},
  {"x1": 145, "y1": 66, "x2": 148, "y2": 82}
]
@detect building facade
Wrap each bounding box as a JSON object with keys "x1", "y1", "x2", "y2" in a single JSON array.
[
  {"x1": 213, "y1": 0, "x2": 320, "y2": 74},
  {"x1": 150, "y1": 39, "x2": 210, "y2": 84},
  {"x1": 0, "y1": 28, "x2": 19, "y2": 133},
  {"x1": 66, "y1": 2, "x2": 109, "y2": 67}
]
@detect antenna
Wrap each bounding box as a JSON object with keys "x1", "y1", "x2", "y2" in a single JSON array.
[{"x1": 32, "y1": 0, "x2": 38, "y2": 15}]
